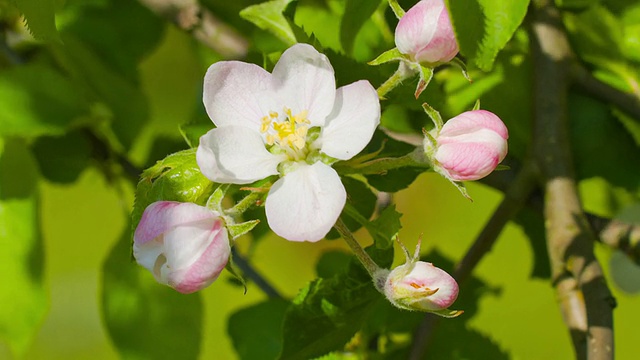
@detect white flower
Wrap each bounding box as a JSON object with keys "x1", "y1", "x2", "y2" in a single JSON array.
[{"x1": 197, "y1": 44, "x2": 380, "y2": 242}]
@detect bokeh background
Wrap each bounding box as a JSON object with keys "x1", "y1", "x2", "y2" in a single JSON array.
[{"x1": 1, "y1": 0, "x2": 640, "y2": 358}]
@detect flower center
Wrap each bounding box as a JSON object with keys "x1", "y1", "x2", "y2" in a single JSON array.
[{"x1": 260, "y1": 107, "x2": 311, "y2": 160}]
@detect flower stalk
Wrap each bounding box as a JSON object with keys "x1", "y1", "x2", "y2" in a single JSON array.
[
  {"x1": 333, "y1": 218, "x2": 382, "y2": 282},
  {"x1": 335, "y1": 148, "x2": 429, "y2": 175}
]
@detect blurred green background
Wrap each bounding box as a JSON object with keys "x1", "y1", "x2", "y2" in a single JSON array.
[{"x1": 1, "y1": 0, "x2": 640, "y2": 358}]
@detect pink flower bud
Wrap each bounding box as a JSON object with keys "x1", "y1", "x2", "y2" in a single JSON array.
[
  {"x1": 431, "y1": 110, "x2": 508, "y2": 181},
  {"x1": 384, "y1": 260, "x2": 460, "y2": 314},
  {"x1": 394, "y1": 0, "x2": 459, "y2": 65},
  {"x1": 133, "y1": 201, "x2": 230, "y2": 294}
]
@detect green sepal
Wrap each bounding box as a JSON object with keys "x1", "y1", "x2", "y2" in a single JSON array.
[
  {"x1": 415, "y1": 65, "x2": 434, "y2": 99},
  {"x1": 227, "y1": 220, "x2": 261, "y2": 240},
  {"x1": 225, "y1": 250, "x2": 248, "y2": 294},
  {"x1": 451, "y1": 57, "x2": 472, "y2": 83},
  {"x1": 387, "y1": 0, "x2": 405, "y2": 19},
  {"x1": 206, "y1": 184, "x2": 229, "y2": 213},
  {"x1": 430, "y1": 308, "x2": 465, "y2": 318},
  {"x1": 421, "y1": 102, "x2": 444, "y2": 132},
  {"x1": 494, "y1": 164, "x2": 510, "y2": 171},
  {"x1": 448, "y1": 179, "x2": 472, "y2": 202},
  {"x1": 472, "y1": 99, "x2": 481, "y2": 111},
  {"x1": 368, "y1": 47, "x2": 405, "y2": 66}
]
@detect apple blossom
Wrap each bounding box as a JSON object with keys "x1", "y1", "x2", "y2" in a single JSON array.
[
  {"x1": 382, "y1": 240, "x2": 461, "y2": 317},
  {"x1": 425, "y1": 110, "x2": 508, "y2": 181},
  {"x1": 197, "y1": 43, "x2": 380, "y2": 242},
  {"x1": 133, "y1": 201, "x2": 230, "y2": 294},
  {"x1": 395, "y1": 0, "x2": 459, "y2": 65}
]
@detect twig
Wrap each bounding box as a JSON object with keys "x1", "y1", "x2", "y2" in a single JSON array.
[
  {"x1": 586, "y1": 213, "x2": 640, "y2": 266},
  {"x1": 409, "y1": 162, "x2": 538, "y2": 359},
  {"x1": 531, "y1": 1, "x2": 614, "y2": 359},
  {"x1": 137, "y1": 0, "x2": 248, "y2": 58},
  {"x1": 231, "y1": 247, "x2": 283, "y2": 300},
  {"x1": 482, "y1": 158, "x2": 640, "y2": 264},
  {"x1": 571, "y1": 64, "x2": 640, "y2": 120}
]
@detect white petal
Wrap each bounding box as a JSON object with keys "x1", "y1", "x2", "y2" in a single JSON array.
[
  {"x1": 265, "y1": 162, "x2": 346, "y2": 242},
  {"x1": 163, "y1": 220, "x2": 219, "y2": 273},
  {"x1": 170, "y1": 222, "x2": 230, "y2": 294},
  {"x1": 319, "y1": 81, "x2": 380, "y2": 160},
  {"x1": 197, "y1": 127, "x2": 286, "y2": 184},
  {"x1": 133, "y1": 239, "x2": 164, "y2": 275},
  {"x1": 272, "y1": 44, "x2": 336, "y2": 126},
  {"x1": 203, "y1": 61, "x2": 277, "y2": 129}
]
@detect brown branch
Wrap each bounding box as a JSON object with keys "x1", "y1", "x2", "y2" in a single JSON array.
[
  {"x1": 409, "y1": 162, "x2": 538, "y2": 359},
  {"x1": 138, "y1": 0, "x2": 248, "y2": 58},
  {"x1": 571, "y1": 64, "x2": 640, "y2": 121},
  {"x1": 587, "y1": 213, "x2": 640, "y2": 266},
  {"x1": 531, "y1": 1, "x2": 614, "y2": 359}
]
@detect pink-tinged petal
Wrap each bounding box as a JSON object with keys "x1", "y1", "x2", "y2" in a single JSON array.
[
  {"x1": 431, "y1": 110, "x2": 509, "y2": 181},
  {"x1": 319, "y1": 80, "x2": 380, "y2": 160},
  {"x1": 439, "y1": 110, "x2": 509, "y2": 141},
  {"x1": 395, "y1": 0, "x2": 443, "y2": 57},
  {"x1": 134, "y1": 201, "x2": 219, "y2": 244},
  {"x1": 265, "y1": 162, "x2": 346, "y2": 242},
  {"x1": 164, "y1": 220, "x2": 230, "y2": 294},
  {"x1": 203, "y1": 61, "x2": 277, "y2": 129},
  {"x1": 435, "y1": 133, "x2": 505, "y2": 181},
  {"x1": 132, "y1": 202, "x2": 231, "y2": 294},
  {"x1": 385, "y1": 261, "x2": 459, "y2": 311},
  {"x1": 197, "y1": 127, "x2": 286, "y2": 184},
  {"x1": 395, "y1": 0, "x2": 458, "y2": 64},
  {"x1": 414, "y1": 8, "x2": 458, "y2": 63},
  {"x1": 272, "y1": 43, "x2": 336, "y2": 126}
]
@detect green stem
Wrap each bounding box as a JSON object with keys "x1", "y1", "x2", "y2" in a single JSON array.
[
  {"x1": 226, "y1": 190, "x2": 265, "y2": 217},
  {"x1": 377, "y1": 62, "x2": 415, "y2": 99},
  {"x1": 334, "y1": 219, "x2": 381, "y2": 280},
  {"x1": 335, "y1": 149, "x2": 429, "y2": 175}
]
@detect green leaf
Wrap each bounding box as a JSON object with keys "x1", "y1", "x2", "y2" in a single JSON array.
[
  {"x1": 0, "y1": 62, "x2": 88, "y2": 138},
  {"x1": 445, "y1": 0, "x2": 529, "y2": 71},
  {"x1": 50, "y1": 34, "x2": 149, "y2": 150},
  {"x1": 569, "y1": 93, "x2": 640, "y2": 192},
  {"x1": 564, "y1": 5, "x2": 640, "y2": 94},
  {"x1": 621, "y1": 4, "x2": 640, "y2": 62},
  {"x1": 60, "y1": 0, "x2": 165, "y2": 81},
  {"x1": 10, "y1": 0, "x2": 60, "y2": 41},
  {"x1": 228, "y1": 299, "x2": 290, "y2": 360},
  {"x1": 132, "y1": 149, "x2": 214, "y2": 234},
  {"x1": 340, "y1": 0, "x2": 381, "y2": 55},
  {"x1": 279, "y1": 276, "x2": 380, "y2": 360},
  {"x1": 30, "y1": 130, "x2": 92, "y2": 184},
  {"x1": 0, "y1": 139, "x2": 47, "y2": 356},
  {"x1": 366, "y1": 205, "x2": 402, "y2": 250},
  {"x1": 102, "y1": 228, "x2": 203, "y2": 359},
  {"x1": 315, "y1": 250, "x2": 352, "y2": 279},
  {"x1": 240, "y1": 0, "x2": 296, "y2": 46}
]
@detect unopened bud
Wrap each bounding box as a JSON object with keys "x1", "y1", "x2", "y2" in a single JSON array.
[
  {"x1": 427, "y1": 110, "x2": 508, "y2": 181},
  {"x1": 133, "y1": 201, "x2": 230, "y2": 294},
  {"x1": 395, "y1": 0, "x2": 459, "y2": 65}
]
